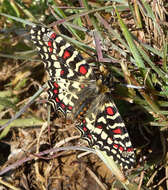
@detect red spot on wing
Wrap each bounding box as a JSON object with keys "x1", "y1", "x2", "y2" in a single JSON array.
[
  {"x1": 119, "y1": 146, "x2": 124, "y2": 151},
  {"x1": 114, "y1": 144, "x2": 118, "y2": 148},
  {"x1": 48, "y1": 41, "x2": 52, "y2": 47},
  {"x1": 127, "y1": 148, "x2": 133, "y2": 152},
  {"x1": 63, "y1": 50, "x2": 71, "y2": 59},
  {"x1": 88, "y1": 134, "x2": 92, "y2": 139},
  {"x1": 54, "y1": 82, "x2": 59, "y2": 88},
  {"x1": 106, "y1": 107, "x2": 114, "y2": 115},
  {"x1": 55, "y1": 97, "x2": 59, "y2": 102},
  {"x1": 96, "y1": 125, "x2": 102, "y2": 129},
  {"x1": 79, "y1": 65, "x2": 87, "y2": 75},
  {"x1": 60, "y1": 70, "x2": 64, "y2": 75},
  {"x1": 83, "y1": 127, "x2": 87, "y2": 132},
  {"x1": 113, "y1": 128, "x2": 122, "y2": 134},
  {"x1": 68, "y1": 106, "x2": 72, "y2": 110},
  {"x1": 80, "y1": 84, "x2": 85, "y2": 88},
  {"x1": 54, "y1": 89, "x2": 58, "y2": 94},
  {"x1": 61, "y1": 103, "x2": 65, "y2": 108},
  {"x1": 49, "y1": 47, "x2": 53, "y2": 52},
  {"x1": 83, "y1": 120, "x2": 86, "y2": 124},
  {"x1": 51, "y1": 33, "x2": 56, "y2": 39}
]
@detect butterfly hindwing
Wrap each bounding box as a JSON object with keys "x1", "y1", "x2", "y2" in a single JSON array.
[
  {"x1": 77, "y1": 95, "x2": 135, "y2": 169},
  {"x1": 47, "y1": 79, "x2": 87, "y2": 115}
]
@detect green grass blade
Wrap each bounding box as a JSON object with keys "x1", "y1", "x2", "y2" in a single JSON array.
[{"x1": 115, "y1": 8, "x2": 145, "y2": 69}]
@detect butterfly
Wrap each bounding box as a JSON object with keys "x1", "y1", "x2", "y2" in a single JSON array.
[{"x1": 30, "y1": 25, "x2": 135, "y2": 169}]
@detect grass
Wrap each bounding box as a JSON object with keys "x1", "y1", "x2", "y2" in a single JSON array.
[{"x1": 0, "y1": 0, "x2": 168, "y2": 189}]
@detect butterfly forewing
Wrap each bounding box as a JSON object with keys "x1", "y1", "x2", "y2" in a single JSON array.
[
  {"x1": 31, "y1": 26, "x2": 94, "y2": 115},
  {"x1": 31, "y1": 26, "x2": 94, "y2": 81}
]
